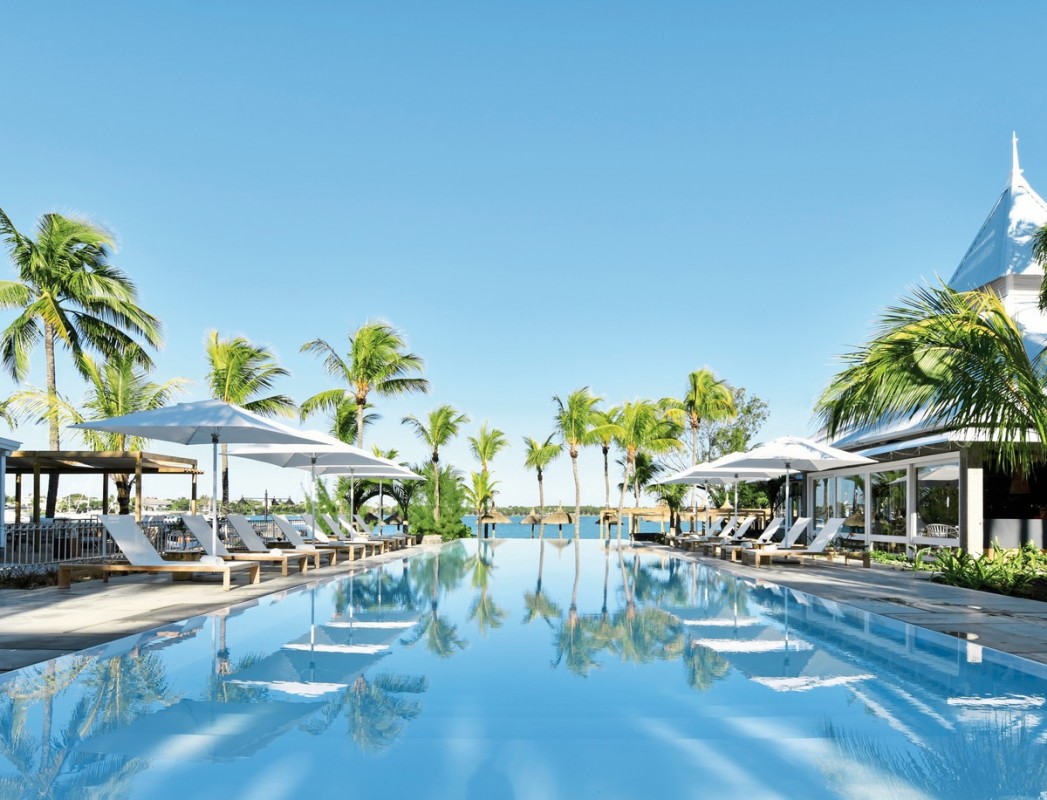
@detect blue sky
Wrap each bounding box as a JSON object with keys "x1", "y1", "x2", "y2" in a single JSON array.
[{"x1": 3, "y1": 2, "x2": 1047, "y2": 506}]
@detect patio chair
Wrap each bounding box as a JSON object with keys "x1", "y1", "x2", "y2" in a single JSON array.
[
  {"x1": 349, "y1": 514, "x2": 408, "y2": 550},
  {"x1": 181, "y1": 515, "x2": 313, "y2": 577},
  {"x1": 743, "y1": 518, "x2": 868, "y2": 568},
  {"x1": 700, "y1": 516, "x2": 757, "y2": 556},
  {"x1": 321, "y1": 513, "x2": 386, "y2": 556},
  {"x1": 679, "y1": 518, "x2": 736, "y2": 552},
  {"x1": 58, "y1": 515, "x2": 261, "y2": 591},
  {"x1": 721, "y1": 517, "x2": 784, "y2": 561},
  {"x1": 299, "y1": 514, "x2": 365, "y2": 560},
  {"x1": 226, "y1": 514, "x2": 331, "y2": 569},
  {"x1": 272, "y1": 515, "x2": 344, "y2": 565},
  {"x1": 782, "y1": 516, "x2": 813, "y2": 548}
]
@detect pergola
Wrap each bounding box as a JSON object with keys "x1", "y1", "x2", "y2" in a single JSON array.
[{"x1": 5, "y1": 450, "x2": 201, "y2": 523}]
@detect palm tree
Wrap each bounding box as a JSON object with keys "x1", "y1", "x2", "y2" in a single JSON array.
[
  {"x1": 402, "y1": 405, "x2": 469, "y2": 522},
  {"x1": 1032, "y1": 225, "x2": 1047, "y2": 311},
  {"x1": 204, "y1": 330, "x2": 296, "y2": 509},
  {"x1": 467, "y1": 422, "x2": 508, "y2": 474},
  {"x1": 613, "y1": 400, "x2": 682, "y2": 541},
  {"x1": 6, "y1": 352, "x2": 187, "y2": 514},
  {"x1": 591, "y1": 407, "x2": 621, "y2": 510},
  {"x1": 665, "y1": 369, "x2": 736, "y2": 531},
  {"x1": 815, "y1": 282, "x2": 1047, "y2": 474},
  {"x1": 301, "y1": 320, "x2": 430, "y2": 448},
  {"x1": 0, "y1": 210, "x2": 162, "y2": 516},
  {"x1": 331, "y1": 396, "x2": 380, "y2": 444},
  {"x1": 522, "y1": 434, "x2": 561, "y2": 537},
  {"x1": 463, "y1": 470, "x2": 498, "y2": 538},
  {"x1": 553, "y1": 387, "x2": 605, "y2": 537}
]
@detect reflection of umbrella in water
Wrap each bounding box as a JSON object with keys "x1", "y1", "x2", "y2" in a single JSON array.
[
  {"x1": 81, "y1": 698, "x2": 321, "y2": 762},
  {"x1": 543, "y1": 507, "x2": 573, "y2": 538},
  {"x1": 520, "y1": 509, "x2": 542, "y2": 538},
  {"x1": 229, "y1": 647, "x2": 390, "y2": 696}
]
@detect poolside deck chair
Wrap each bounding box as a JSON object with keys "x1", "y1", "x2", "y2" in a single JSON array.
[
  {"x1": 227, "y1": 514, "x2": 331, "y2": 569},
  {"x1": 782, "y1": 516, "x2": 813, "y2": 548},
  {"x1": 321, "y1": 513, "x2": 386, "y2": 556},
  {"x1": 299, "y1": 514, "x2": 365, "y2": 560},
  {"x1": 272, "y1": 515, "x2": 343, "y2": 565},
  {"x1": 743, "y1": 518, "x2": 867, "y2": 568},
  {"x1": 679, "y1": 519, "x2": 736, "y2": 552},
  {"x1": 721, "y1": 517, "x2": 784, "y2": 561},
  {"x1": 182, "y1": 515, "x2": 312, "y2": 577},
  {"x1": 58, "y1": 515, "x2": 260, "y2": 591},
  {"x1": 700, "y1": 516, "x2": 756, "y2": 555},
  {"x1": 348, "y1": 514, "x2": 407, "y2": 550}
]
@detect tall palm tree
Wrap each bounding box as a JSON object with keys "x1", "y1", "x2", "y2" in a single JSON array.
[
  {"x1": 613, "y1": 400, "x2": 682, "y2": 541},
  {"x1": 1032, "y1": 225, "x2": 1047, "y2": 311},
  {"x1": 553, "y1": 387, "x2": 605, "y2": 537},
  {"x1": 6, "y1": 352, "x2": 187, "y2": 514},
  {"x1": 467, "y1": 422, "x2": 509, "y2": 474},
  {"x1": 204, "y1": 330, "x2": 296, "y2": 509},
  {"x1": 0, "y1": 210, "x2": 162, "y2": 516},
  {"x1": 522, "y1": 434, "x2": 561, "y2": 537},
  {"x1": 402, "y1": 405, "x2": 469, "y2": 522},
  {"x1": 301, "y1": 320, "x2": 430, "y2": 448},
  {"x1": 463, "y1": 470, "x2": 498, "y2": 538},
  {"x1": 331, "y1": 396, "x2": 380, "y2": 444},
  {"x1": 590, "y1": 407, "x2": 621, "y2": 510},
  {"x1": 664, "y1": 369, "x2": 736, "y2": 530},
  {"x1": 815, "y1": 282, "x2": 1047, "y2": 474}
]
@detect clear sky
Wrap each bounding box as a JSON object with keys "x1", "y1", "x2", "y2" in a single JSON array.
[{"x1": 3, "y1": 1, "x2": 1047, "y2": 506}]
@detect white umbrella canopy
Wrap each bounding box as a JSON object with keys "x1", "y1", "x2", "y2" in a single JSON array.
[
  {"x1": 231, "y1": 432, "x2": 414, "y2": 537},
  {"x1": 70, "y1": 400, "x2": 327, "y2": 553},
  {"x1": 713, "y1": 436, "x2": 875, "y2": 529},
  {"x1": 660, "y1": 458, "x2": 784, "y2": 522}
]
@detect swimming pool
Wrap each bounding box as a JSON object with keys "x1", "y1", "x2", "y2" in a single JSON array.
[{"x1": 2, "y1": 539, "x2": 1045, "y2": 799}]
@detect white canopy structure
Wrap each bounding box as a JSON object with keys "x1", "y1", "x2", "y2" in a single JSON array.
[{"x1": 0, "y1": 435, "x2": 21, "y2": 549}]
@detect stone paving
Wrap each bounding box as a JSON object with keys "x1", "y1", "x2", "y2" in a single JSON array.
[{"x1": 2, "y1": 541, "x2": 1047, "y2": 675}]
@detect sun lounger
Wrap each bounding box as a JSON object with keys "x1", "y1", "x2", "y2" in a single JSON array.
[
  {"x1": 700, "y1": 516, "x2": 756, "y2": 555},
  {"x1": 58, "y1": 515, "x2": 261, "y2": 591},
  {"x1": 227, "y1": 514, "x2": 331, "y2": 569},
  {"x1": 743, "y1": 518, "x2": 868, "y2": 568},
  {"x1": 678, "y1": 519, "x2": 736, "y2": 552},
  {"x1": 347, "y1": 514, "x2": 408, "y2": 550},
  {"x1": 320, "y1": 513, "x2": 386, "y2": 556},
  {"x1": 181, "y1": 515, "x2": 312, "y2": 577},
  {"x1": 272, "y1": 515, "x2": 344, "y2": 565},
  {"x1": 300, "y1": 514, "x2": 366, "y2": 560},
  {"x1": 721, "y1": 517, "x2": 784, "y2": 561}
]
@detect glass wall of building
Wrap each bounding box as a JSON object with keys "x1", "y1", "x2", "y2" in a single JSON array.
[
  {"x1": 869, "y1": 469, "x2": 907, "y2": 544},
  {"x1": 915, "y1": 460, "x2": 960, "y2": 540},
  {"x1": 835, "y1": 475, "x2": 865, "y2": 540}
]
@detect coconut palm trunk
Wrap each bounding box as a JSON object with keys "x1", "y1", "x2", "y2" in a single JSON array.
[
  {"x1": 537, "y1": 467, "x2": 546, "y2": 540},
  {"x1": 690, "y1": 414, "x2": 699, "y2": 532},
  {"x1": 43, "y1": 323, "x2": 60, "y2": 516},
  {"x1": 432, "y1": 450, "x2": 441, "y2": 522},
  {"x1": 616, "y1": 451, "x2": 633, "y2": 543},
  {"x1": 570, "y1": 446, "x2": 581, "y2": 538}
]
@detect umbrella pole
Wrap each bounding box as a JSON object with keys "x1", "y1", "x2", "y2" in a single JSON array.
[
  {"x1": 310, "y1": 458, "x2": 317, "y2": 540},
  {"x1": 784, "y1": 461, "x2": 791, "y2": 533},
  {"x1": 211, "y1": 434, "x2": 219, "y2": 555}
]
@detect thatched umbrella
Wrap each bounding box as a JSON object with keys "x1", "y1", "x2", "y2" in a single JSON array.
[
  {"x1": 477, "y1": 508, "x2": 511, "y2": 537},
  {"x1": 542, "y1": 506, "x2": 573, "y2": 538},
  {"x1": 520, "y1": 508, "x2": 542, "y2": 538}
]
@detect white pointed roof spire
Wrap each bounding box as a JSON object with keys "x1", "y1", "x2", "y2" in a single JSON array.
[
  {"x1": 947, "y1": 132, "x2": 1047, "y2": 291},
  {"x1": 1012, "y1": 131, "x2": 1022, "y2": 185}
]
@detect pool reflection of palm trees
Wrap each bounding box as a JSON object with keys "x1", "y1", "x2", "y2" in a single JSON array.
[
  {"x1": 523, "y1": 538, "x2": 562, "y2": 627},
  {"x1": 0, "y1": 651, "x2": 167, "y2": 798},
  {"x1": 402, "y1": 542, "x2": 469, "y2": 658},
  {"x1": 469, "y1": 540, "x2": 507, "y2": 636}
]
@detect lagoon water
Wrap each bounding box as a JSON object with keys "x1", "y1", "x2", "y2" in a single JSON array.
[{"x1": 3, "y1": 539, "x2": 1044, "y2": 798}]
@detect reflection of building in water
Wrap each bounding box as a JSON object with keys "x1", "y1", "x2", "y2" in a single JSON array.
[{"x1": 818, "y1": 136, "x2": 1047, "y2": 554}]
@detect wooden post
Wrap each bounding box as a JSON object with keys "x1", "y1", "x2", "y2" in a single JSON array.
[
  {"x1": 14, "y1": 473, "x2": 22, "y2": 524},
  {"x1": 190, "y1": 473, "x2": 198, "y2": 515},
  {"x1": 101, "y1": 473, "x2": 109, "y2": 515},
  {"x1": 135, "y1": 452, "x2": 143, "y2": 522},
  {"x1": 32, "y1": 461, "x2": 41, "y2": 524}
]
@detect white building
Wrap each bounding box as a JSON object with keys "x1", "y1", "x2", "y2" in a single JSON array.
[{"x1": 813, "y1": 136, "x2": 1047, "y2": 554}]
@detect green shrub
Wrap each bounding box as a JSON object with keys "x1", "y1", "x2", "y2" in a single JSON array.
[
  {"x1": 0, "y1": 566, "x2": 59, "y2": 589},
  {"x1": 932, "y1": 542, "x2": 1047, "y2": 597}
]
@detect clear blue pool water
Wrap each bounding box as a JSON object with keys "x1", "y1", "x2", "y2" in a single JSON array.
[{"x1": 2, "y1": 539, "x2": 1046, "y2": 799}]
